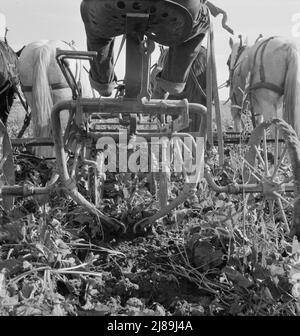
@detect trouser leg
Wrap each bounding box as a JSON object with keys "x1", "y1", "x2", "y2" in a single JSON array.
[
  {"x1": 87, "y1": 36, "x2": 117, "y2": 96},
  {"x1": 153, "y1": 33, "x2": 206, "y2": 97},
  {"x1": 80, "y1": 0, "x2": 117, "y2": 96}
]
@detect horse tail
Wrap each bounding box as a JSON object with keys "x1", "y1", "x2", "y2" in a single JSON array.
[
  {"x1": 284, "y1": 43, "x2": 300, "y2": 139},
  {"x1": 31, "y1": 44, "x2": 54, "y2": 157}
]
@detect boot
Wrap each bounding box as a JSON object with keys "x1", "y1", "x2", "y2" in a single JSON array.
[{"x1": 151, "y1": 86, "x2": 169, "y2": 100}]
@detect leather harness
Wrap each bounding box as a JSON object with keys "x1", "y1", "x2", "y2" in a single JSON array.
[
  {"x1": 21, "y1": 82, "x2": 69, "y2": 93},
  {"x1": 228, "y1": 44, "x2": 247, "y2": 109},
  {"x1": 229, "y1": 36, "x2": 285, "y2": 126},
  {"x1": 0, "y1": 40, "x2": 18, "y2": 94},
  {"x1": 248, "y1": 36, "x2": 284, "y2": 96}
]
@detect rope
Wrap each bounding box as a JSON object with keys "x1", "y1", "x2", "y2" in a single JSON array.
[
  {"x1": 0, "y1": 41, "x2": 13, "y2": 92},
  {"x1": 0, "y1": 81, "x2": 10, "y2": 95},
  {"x1": 14, "y1": 84, "x2": 31, "y2": 138},
  {"x1": 218, "y1": 80, "x2": 229, "y2": 89},
  {"x1": 190, "y1": 67, "x2": 206, "y2": 99},
  {"x1": 0, "y1": 40, "x2": 20, "y2": 125}
]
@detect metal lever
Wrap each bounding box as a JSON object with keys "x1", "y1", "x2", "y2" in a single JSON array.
[
  {"x1": 56, "y1": 49, "x2": 98, "y2": 99},
  {"x1": 56, "y1": 49, "x2": 98, "y2": 61},
  {"x1": 137, "y1": 37, "x2": 155, "y2": 101}
]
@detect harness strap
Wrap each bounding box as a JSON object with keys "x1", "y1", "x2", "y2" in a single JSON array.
[
  {"x1": 229, "y1": 45, "x2": 246, "y2": 83},
  {"x1": 256, "y1": 36, "x2": 275, "y2": 81},
  {"x1": 259, "y1": 39, "x2": 270, "y2": 82},
  {"x1": 21, "y1": 82, "x2": 70, "y2": 92},
  {"x1": 250, "y1": 36, "x2": 284, "y2": 95},
  {"x1": 249, "y1": 82, "x2": 284, "y2": 96},
  {"x1": 0, "y1": 81, "x2": 10, "y2": 95},
  {"x1": 190, "y1": 67, "x2": 206, "y2": 100},
  {"x1": 228, "y1": 36, "x2": 285, "y2": 130},
  {"x1": 0, "y1": 41, "x2": 18, "y2": 92},
  {"x1": 11, "y1": 81, "x2": 31, "y2": 138}
]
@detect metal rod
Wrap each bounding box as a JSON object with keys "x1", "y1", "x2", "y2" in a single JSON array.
[
  {"x1": 50, "y1": 99, "x2": 126, "y2": 232},
  {"x1": 1, "y1": 185, "x2": 53, "y2": 197},
  {"x1": 11, "y1": 138, "x2": 54, "y2": 147},
  {"x1": 71, "y1": 97, "x2": 189, "y2": 115}
]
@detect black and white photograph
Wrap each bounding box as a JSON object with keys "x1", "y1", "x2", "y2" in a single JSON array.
[{"x1": 0, "y1": 0, "x2": 300, "y2": 320}]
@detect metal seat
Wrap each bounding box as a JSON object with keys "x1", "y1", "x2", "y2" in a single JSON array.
[{"x1": 81, "y1": 0, "x2": 193, "y2": 46}]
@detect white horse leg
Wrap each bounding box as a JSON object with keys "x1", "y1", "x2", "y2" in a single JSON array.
[
  {"x1": 252, "y1": 91, "x2": 282, "y2": 162},
  {"x1": 22, "y1": 92, "x2": 48, "y2": 158},
  {"x1": 252, "y1": 90, "x2": 279, "y2": 124}
]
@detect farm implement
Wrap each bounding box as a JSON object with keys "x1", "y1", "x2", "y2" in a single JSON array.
[{"x1": 1, "y1": 0, "x2": 300, "y2": 237}]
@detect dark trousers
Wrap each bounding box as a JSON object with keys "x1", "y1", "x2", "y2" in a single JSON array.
[{"x1": 80, "y1": 0, "x2": 208, "y2": 95}]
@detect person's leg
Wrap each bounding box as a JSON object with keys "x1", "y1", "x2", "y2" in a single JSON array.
[
  {"x1": 80, "y1": 0, "x2": 117, "y2": 96},
  {"x1": 152, "y1": 33, "x2": 206, "y2": 99},
  {"x1": 87, "y1": 36, "x2": 117, "y2": 96}
]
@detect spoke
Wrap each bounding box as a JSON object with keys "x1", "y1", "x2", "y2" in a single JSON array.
[
  {"x1": 271, "y1": 144, "x2": 288, "y2": 181},
  {"x1": 280, "y1": 200, "x2": 294, "y2": 214},
  {"x1": 254, "y1": 145, "x2": 266, "y2": 169},
  {"x1": 267, "y1": 199, "x2": 275, "y2": 224},
  {"x1": 242, "y1": 159, "x2": 268, "y2": 182},
  {"x1": 274, "y1": 192, "x2": 292, "y2": 207},
  {"x1": 274, "y1": 126, "x2": 279, "y2": 167},
  {"x1": 250, "y1": 171, "x2": 262, "y2": 182},
  {"x1": 263, "y1": 129, "x2": 269, "y2": 176},
  {"x1": 280, "y1": 175, "x2": 293, "y2": 185},
  {"x1": 276, "y1": 197, "x2": 290, "y2": 231}
]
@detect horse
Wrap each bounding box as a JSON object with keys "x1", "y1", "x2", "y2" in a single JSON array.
[
  {"x1": 17, "y1": 39, "x2": 95, "y2": 158},
  {"x1": 0, "y1": 39, "x2": 19, "y2": 126},
  {"x1": 227, "y1": 35, "x2": 300, "y2": 137},
  {"x1": 150, "y1": 45, "x2": 207, "y2": 132}
]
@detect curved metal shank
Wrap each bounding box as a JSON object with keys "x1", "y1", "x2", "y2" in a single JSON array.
[
  {"x1": 134, "y1": 103, "x2": 207, "y2": 232},
  {"x1": 50, "y1": 99, "x2": 126, "y2": 233},
  {"x1": 51, "y1": 98, "x2": 206, "y2": 233}
]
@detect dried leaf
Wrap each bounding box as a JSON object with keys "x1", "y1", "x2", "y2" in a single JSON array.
[
  {"x1": 21, "y1": 283, "x2": 34, "y2": 299},
  {"x1": 223, "y1": 266, "x2": 253, "y2": 288},
  {"x1": 0, "y1": 259, "x2": 24, "y2": 276},
  {"x1": 0, "y1": 272, "x2": 7, "y2": 298},
  {"x1": 292, "y1": 283, "x2": 300, "y2": 299},
  {"x1": 292, "y1": 236, "x2": 300, "y2": 255}
]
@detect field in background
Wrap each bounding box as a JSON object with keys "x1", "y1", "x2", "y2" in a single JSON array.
[
  {"x1": 8, "y1": 99, "x2": 234, "y2": 138},
  {"x1": 7, "y1": 100, "x2": 33, "y2": 138}
]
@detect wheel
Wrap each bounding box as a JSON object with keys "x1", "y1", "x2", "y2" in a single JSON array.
[
  {"x1": 0, "y1": 120, "x2": 15, "y2": 211},
  {"x1": 244, "y1": 118, "x2": 300, "y2": 237}
]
